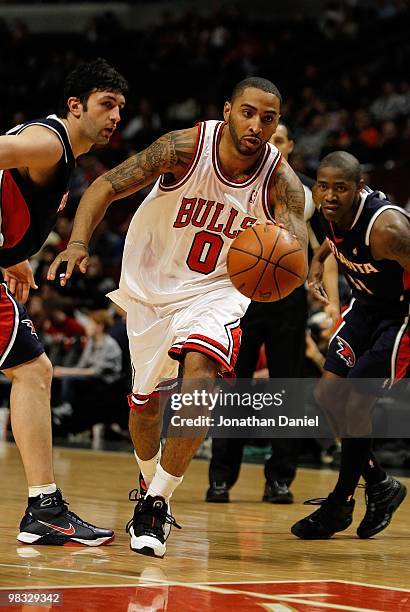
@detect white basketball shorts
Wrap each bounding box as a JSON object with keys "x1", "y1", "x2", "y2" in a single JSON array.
[{"x1": 108, "y1": 287, "x2": 248, "y2": 409}]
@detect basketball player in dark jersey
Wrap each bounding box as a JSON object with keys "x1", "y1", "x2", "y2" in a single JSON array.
[
  {"x1": 292, "y1": 151, "x2": 408, "y2": 540},
  {"x1": 0, "y1": 58, "x2": 127, "y2": 545}
]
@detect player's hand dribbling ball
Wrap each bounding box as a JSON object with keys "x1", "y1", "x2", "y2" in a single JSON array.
[{"x1": 227, "y1": 224, "x2": 305, "y2": 302}]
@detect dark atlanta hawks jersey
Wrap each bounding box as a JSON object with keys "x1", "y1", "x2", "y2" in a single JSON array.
[
  {"x1": 0, "y1": 115, "x2": 75, "y2": 268},
  {"x1": 320, "y1": 190, "x2": 410, "y2": 313}
]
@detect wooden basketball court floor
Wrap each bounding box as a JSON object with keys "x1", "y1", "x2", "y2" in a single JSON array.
[{"x1": 1, "y1": 441, "x2": 409, "y2": 611}]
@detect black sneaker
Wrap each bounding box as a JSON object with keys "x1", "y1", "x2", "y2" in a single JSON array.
[
  {"x1": 291, "y1": 494, "x2": 355, "y2": 539},
  {"x1": 205, "y1": 482, "x2": 230, "y2": 503},
  {"x1": 17, "y1": 489, "x2": 114, "y2": 547},
  {"x1": 126, "y1": 494, "x2": 181, "y2": 558},
  {"x1": 357, "y1": 476, "x2": 407, "y2": 539},
  {"x1": 263, "y1": 481, "x2": 294, "y2": 504}
]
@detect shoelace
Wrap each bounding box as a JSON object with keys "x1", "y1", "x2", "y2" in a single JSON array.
[
  {"x1": 125, "y1": 496, "x2": 181, "y2": 540},
  {"x1": 44, "y1": 495, "x2": 98, "y2": 529}
]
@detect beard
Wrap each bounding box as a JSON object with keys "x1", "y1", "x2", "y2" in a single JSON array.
[{"x1": 228, "y1": 119, "x2": 263, "y2": 156}]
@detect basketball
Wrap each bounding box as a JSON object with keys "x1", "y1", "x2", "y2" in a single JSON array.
[{"x1": 227, "y1": 224, "x2": 305, "y2": 302}]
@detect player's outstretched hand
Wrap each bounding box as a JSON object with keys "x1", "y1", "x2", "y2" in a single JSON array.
[
  {"x1": 308, "y1": 258, "x2": 329, "y2": 304},
  {"x1": 2, "y1": 260, "x2": 38, "y2": 303},
  {"x1": 47, "y1": 242, "x2": 89, "y2": 287}
]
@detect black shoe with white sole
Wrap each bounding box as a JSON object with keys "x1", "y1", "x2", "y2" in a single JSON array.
[
  {"x1": 126, "y1": 494, "x2": 181, "y2": 558},
  {"x1": 18, "y1": 489, "x2": 114, "y2": 547}
]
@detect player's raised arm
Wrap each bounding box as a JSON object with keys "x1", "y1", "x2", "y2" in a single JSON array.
[
  {"x1": 269, "y1": 159, "x2": 308, "y2": 271},
  {"x1": 47, "y1": 127, "x2": 198, "y2": 284},
  {"x1": 370, "y1": 208, "x2": 410, "y2": 271}
]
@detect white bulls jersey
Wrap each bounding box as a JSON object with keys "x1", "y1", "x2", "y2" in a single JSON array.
[{"x1": 116, "y1": 120, "x2": 283, "y2": 306}]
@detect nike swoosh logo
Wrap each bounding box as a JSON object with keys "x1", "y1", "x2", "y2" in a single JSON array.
[{"x1": 38, "y1": 520, "x2": 75, "y2": 535}]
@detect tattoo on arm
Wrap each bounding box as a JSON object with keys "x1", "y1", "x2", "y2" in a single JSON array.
[
  {"x1": 103, "y1": 128, "x2": 197, "y2": 195},
  {"x1": 270, "y1": 163, "x2": 308, "y2": 250}
]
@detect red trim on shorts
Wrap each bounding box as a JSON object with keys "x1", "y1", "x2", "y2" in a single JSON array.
[
  {"x1": 127, "y1": 379, "x2": 179, "y2": 411},
  {"x1": 168, "y1": 324, "x2": 242, "y2": 375},
  {"x1": 394, "y1": 324, "x2": 410, "y2": 382},
  {"x1": 0, "y1": 285, "x2": 17, "y2": 363},
  {"x1": 127, "y1": 393, "x2": 150, "y2": 411}
]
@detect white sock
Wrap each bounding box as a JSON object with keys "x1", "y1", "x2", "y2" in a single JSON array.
[
  {"x1": 28, "y1": 483, "x2": 57, "y2": 498},
  {"x1": 134, "y1": 447, "x2": 161, "y2": 486},
  {"x1": 147, "y1": 463, "x2": 183, "y2": 502}
]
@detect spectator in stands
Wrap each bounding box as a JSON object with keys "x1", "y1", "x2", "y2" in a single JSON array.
[
  {"x1": 43, "y1": 297, "x2": 85, "y2": 366},
  {"x1": 53, "y1": 309, "x2": 122, "y2": 434}
]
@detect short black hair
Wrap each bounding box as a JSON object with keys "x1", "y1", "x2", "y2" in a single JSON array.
[
  {"x1": 230, "y1": 77, "x2": 282, "y2": 106},
  {"x1": 278, "y1": 119, "x2": 294, "y2": 141},
  {"x1": 318, "y1": 151, "x2": 362, "y2": 183},
  {"x1": 58, "y1": 57, "x2": 128, "y2": 117}
]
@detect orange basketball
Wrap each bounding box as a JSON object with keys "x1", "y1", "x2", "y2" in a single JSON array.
[{"x1": 227, "y1": 224, "x2": 305, "y2": 302}]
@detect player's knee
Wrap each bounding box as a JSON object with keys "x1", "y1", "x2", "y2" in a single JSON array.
[
  {"x1": 183, "y1": 351, "x2": 218, "y2": 379},
  {"x1": 129, "y1": 402, "x2": 161, "y2": 426},
  {"x1": 14, "y1": 354, "x2": 53, "y2": 390}
]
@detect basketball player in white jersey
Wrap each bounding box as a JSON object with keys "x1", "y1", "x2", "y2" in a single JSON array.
[{"x1": 49, "y1": 77, "x2": 308, "y2": 558}]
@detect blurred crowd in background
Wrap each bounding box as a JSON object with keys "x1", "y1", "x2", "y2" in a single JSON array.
[{"x1": 0, "y1": 0, "x2": 409, "y2": 466}]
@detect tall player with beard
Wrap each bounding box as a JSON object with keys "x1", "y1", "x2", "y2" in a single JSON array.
[
  {"x1": 49, "y1": 77, "x2": 308, "y2": 558},
  {"x1": 291, "y1": 151, "x2": 408, "y2": 540},
  {"x1": 0, "y1": 58, "x2": 127, "y2": 546}
]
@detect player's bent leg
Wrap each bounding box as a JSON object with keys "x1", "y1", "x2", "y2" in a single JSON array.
[
  {"x1": 129, "y1": 351, "x2": 218, "y2": 558},
  {"x1": 3, "y1": 354, "x2": 54, "y2": 486},
  {"x1": 291, "y1": 371, "x2": 354, "y2": 539},
  {"x1": 314, "y1": 370, "x2": 349, "y2": 438},
  {"x1": 292, "y1": 383, "x2": 396, "y2": 540},
  {"x1": 4, "y1": 355, "x2": 115, "y2": 546},
  {"x1": 161, "y1": 350, "x2": 219, "y2": 477},
  {"x1": 129, "y1": 396, "x2": 162, "y2": 464}
]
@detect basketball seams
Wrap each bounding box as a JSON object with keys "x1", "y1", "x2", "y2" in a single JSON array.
[
  {"x1": 228, "y1": 252, "x2": 261, "y2": 277},
  {"x1": 227, "y1": 224, "x2": 304, "y2": 301},
  {"x1": 275, "y1": 263, "x2": 304, "y2": 279},
  {"x1": 249, "y1": 227, "x2": 282, "y2": 300},
  {"x1": 250, "y1": 225, "x2": 264, "y2": 259},
  {"x1": 275, "y1": 248, "x2": 305, "y2": 279}
]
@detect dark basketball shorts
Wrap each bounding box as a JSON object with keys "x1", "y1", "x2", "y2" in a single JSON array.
[
  {"x1": 325, "y1": 298, "x2": 410, "y2": 394},
  {"x1": 0, "y1": 283, "x2": 44, "y2": 370}
]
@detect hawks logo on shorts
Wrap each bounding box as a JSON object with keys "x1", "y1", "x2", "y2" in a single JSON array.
[
  {"x1": 336, "y1": 336, "x2": 355, "y2": 367},
  {"x1": 21, "y1": 318, "x2": 38, "y2": 338}
]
